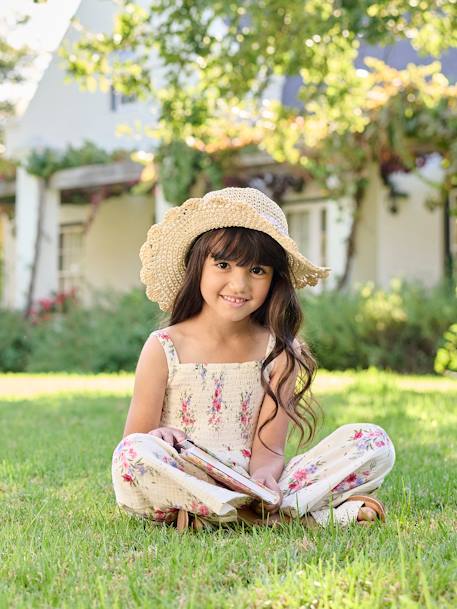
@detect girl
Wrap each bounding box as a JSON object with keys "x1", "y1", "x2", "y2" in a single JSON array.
[{"x1": 112, "y1": 187, "x2": 395, "y2": 531}]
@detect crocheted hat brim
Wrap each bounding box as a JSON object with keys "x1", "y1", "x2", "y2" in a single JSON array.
[{"x1": 140, "y1": 195, "x2": 331, "y2": 312}]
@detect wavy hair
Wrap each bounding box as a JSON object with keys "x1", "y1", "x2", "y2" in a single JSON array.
[{"x1": 166, "y1": 227, "x2": 323, "y2": 455}]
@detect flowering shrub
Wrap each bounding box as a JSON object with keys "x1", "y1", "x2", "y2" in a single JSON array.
[
  {"x1": 0, "y1": 282, "x2": 454, "y2": 373},
  {"x1": 29, "y1": 288, "x2": 79, "y2": 325}
]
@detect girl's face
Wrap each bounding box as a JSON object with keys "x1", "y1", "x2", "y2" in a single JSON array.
[{"x1": 200, "y1": 254, "x2": 273, "y2": 321}]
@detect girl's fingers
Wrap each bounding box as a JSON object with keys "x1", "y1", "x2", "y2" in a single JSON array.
[
  {"x1": 162, "y1": 431, "x2": 175, "y2": 446},
  {"x1": 251, "y1": 477, "x2": 282, "y2": 513},
  {"x1": 172, "y1": 430, "x2": 187, "y2": 443}
]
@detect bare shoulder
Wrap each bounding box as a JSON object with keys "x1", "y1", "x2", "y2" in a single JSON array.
[
  {"x1": 270, "y1": 336, "x2": 302, "y2": 376},
  {"x1": 122, "y1": 331, "x2": 169, "y2": 436},
  {"x1": 160, "y1": 321, "x2": 192, "y2": 342},
  {"x1": 139, "y1": 332, "x2": 169, "y2": 375}
]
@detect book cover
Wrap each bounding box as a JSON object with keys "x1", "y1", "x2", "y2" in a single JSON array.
[{"x1": 176, "y1": 439, "x2": 280, "y2": 505}]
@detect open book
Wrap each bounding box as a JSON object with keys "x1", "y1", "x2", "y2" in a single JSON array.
[{"x1": 175, "y1": 438, "x2": 281, "y2": 506}]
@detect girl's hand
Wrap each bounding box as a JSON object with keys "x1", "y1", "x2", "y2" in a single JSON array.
[
  {"x1": 250, "y1": 471, "x2": 283, "y2": 515},
  {"x1": 148, "y1": 426, "x2": 187, "y2": 448}
]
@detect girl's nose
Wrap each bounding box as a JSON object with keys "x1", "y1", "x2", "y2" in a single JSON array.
[{"x1": 227, "y1": 268, "x2": 250, "y2": 292}]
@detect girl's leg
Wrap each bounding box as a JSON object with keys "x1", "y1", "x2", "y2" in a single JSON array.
[
  {"x1": 112, "y1": 433, "x2": 250, "y2": 526},
  {"x1": 278, "y1": 423, "x2": 395, "y2": 526}
]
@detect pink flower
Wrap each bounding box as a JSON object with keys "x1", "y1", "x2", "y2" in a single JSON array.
[
  {"x1": 353, "y1": 430, "x2": 363, "y2": 440},
  {"x1": 293, "y1": 468, "x2": 309, "y2": 482},
  {"x1": 190, "y1": 501, "x2": 210, "y2": 516},
  {"x1": 39, "y1": 298, "x2": 54, "y2": 311},
  {"x1": 241, "y1": 449, "x2": 251, "y2": 458},
  {"x1": 153, "y1": 510, "x2": 167, "y2": 522},
  {"x1": 122, "y1": 473, "x2": 134, "y2": 484},
  {"x1": 198, "y1": 504, "x2": 209, "y2": 516}
]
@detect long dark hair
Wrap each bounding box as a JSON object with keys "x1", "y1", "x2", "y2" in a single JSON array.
[{"x1": 167, "y1": 227, "x2": 322, "y2": 454}]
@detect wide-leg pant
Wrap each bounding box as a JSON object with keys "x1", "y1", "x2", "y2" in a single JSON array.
[{"x1": 112, "y1": 423, "x2": 395, "y2": 527}]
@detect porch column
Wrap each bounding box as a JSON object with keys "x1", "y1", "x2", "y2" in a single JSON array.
[
  {"x1": 36, "y1": 184, "x2": 59, "y2": 300},
  {"x1": 14, "y1": 167, "x2": 59, "y2": 311},
  {"x1": 154, "y1": 182, "x2": 173, "y2": 223}
]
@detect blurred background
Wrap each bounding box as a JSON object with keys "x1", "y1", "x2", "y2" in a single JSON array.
[{"x1": 0, "y1": 0, "x2": 456, "y2": 375}]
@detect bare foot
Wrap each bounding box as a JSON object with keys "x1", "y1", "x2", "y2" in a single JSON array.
[{"x1": 357, "y1": 506, "x2": 378, "y2": 524}]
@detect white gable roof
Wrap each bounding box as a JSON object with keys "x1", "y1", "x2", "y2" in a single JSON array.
[{"x1": 5, "y1": 0, "x2": 156, "y2": 159}]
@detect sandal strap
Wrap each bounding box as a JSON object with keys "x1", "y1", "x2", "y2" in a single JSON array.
[
  {"x1": 346, "y1": 495, "x2": 386, "y2": 522},
  {"x1": 176, "y1": 509, "x2": 190, "y2": 532}
]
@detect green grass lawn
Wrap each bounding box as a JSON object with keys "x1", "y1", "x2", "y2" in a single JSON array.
[{"x1": 0, "y1": 369, "x2": 456, "y2": 609}]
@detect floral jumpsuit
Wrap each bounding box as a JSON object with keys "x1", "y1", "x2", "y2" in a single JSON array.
[{"x1": 112, "y1": 330, "x2": 395, "y2": 527}]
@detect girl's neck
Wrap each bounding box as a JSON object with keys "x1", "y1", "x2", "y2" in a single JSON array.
[{"x1": 190, "y1": 307, "x2": 259, "y2": 343}]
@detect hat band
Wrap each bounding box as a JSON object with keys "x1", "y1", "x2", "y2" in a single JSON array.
[{"x1": 258, "y1": 211, "x2": 288, "y2": 236}]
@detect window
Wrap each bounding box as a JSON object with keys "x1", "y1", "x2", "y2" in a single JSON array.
[
  {"x1": 109, "y1": 50, "x2": 138, "y2": 111},
  {"x1": 283, "y1": 199, "x2": 329, "y2": 269},
  {"x1": 58, "y1": 224, "x2": 83, "y2": 293},
  {"x1": 110, "y1": 85, "x2": 137, "y2": 112}
]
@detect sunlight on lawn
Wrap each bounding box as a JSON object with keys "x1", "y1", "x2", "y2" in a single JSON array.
[
  {"x1": 0, "y1": 369, "x2": 456, "y2": 400},
  {"x1": 1, "y1": 369, "x2": 456, "y2": 608}
]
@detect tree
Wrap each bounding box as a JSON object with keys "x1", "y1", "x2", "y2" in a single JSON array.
[
  {"x1": 0, "y1": 18, "x2": 31, "y2": 150},
  {"x1": 60, "y1": 2, "x2": 457, "y2": 286}
]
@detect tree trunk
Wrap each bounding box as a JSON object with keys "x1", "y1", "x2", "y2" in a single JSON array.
[
  {"x1": 24, "y1": 178, "x2": 46, "y2": 319},
  {"x1": 336, "y1": 179, "x2": 366, "y2": 291}
]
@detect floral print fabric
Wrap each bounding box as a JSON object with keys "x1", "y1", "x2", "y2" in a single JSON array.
[
  {"x1": 112, "y1": 331, "x2": 396, "y2": 526},
  {"x1": 151, "y1": 329, "x2": 276, "y2": 475}
]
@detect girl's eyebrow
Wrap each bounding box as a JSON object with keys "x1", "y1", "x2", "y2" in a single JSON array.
[{"x1": 212, "y1": 258, "x2": 270, "y2": 269}]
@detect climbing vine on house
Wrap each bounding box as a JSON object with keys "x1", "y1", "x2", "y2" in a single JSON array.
[
  {"x1": 62, "y1": 0, "x2": 457, "y2": 287},
  {"x1": 141, "y1": 60, "x2": 457, "y2": 288},
  {"x1": 24, "y1": 140, "x2": 133, "y2": 180},
  {"x1": 0, "y1": 156, "x2": 18, "y2": 183},
  {"x1": 22, "y1": 141, "x2": 139, "y2": 319}
]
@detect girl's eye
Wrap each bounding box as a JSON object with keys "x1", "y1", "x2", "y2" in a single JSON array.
[
  {"x1": 216, "y1": 262, "x2": 265, "y2": 275},
  {"x1": 251, "y1": 266, "x2": 266, "y2": 275}
]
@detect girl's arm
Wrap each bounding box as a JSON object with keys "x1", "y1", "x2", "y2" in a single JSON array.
[
  {"x1": 122, "y1": 335, "x2": 169, "y2": 438},
  {"x1": 249, "y1": 339, "x2": 301, "y2": 481}
]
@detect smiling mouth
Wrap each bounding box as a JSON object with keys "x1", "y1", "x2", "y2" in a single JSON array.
[{"x1": 221, "y1": 295, "x2": 250, "y2": 304}]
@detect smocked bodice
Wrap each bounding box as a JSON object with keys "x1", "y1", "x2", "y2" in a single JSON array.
[{"x1": 151, "y1": 329, "x2": 276, "y2": 474}]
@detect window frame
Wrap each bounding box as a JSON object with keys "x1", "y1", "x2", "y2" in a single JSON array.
[{"x1": 58, "y1": 222, "x2": 84, "y2": 294}]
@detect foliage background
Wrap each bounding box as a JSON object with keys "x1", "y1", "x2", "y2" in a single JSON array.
[{"x1": 0, "y1": 281, "x2": 455, "y2": 374}]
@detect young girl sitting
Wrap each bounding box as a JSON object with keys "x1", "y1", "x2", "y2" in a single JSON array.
[{"x1": 112, "y1": 187, "x2": 395, "y2": 531}]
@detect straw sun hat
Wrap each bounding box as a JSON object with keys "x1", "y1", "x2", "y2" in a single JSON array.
[{"x1": 139, "y1": 187, "x2": 331, "y2": 312}]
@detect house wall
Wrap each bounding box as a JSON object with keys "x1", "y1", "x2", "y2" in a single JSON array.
[
  {"x1": 353, "y1": 158, "x2": 444, "y2": 289},
  {"x1": 5, "y1": 0, "x2": 158, "y2": 159},
  {"x1": 351, "y1": 164, "x2": 381, "y2": 285},
  {"x1": 60, "y1": 194, "x2": 155, "y2": 304},
  {"x1": 377, "y1": 155, "x2": 444, "y2": 288}
]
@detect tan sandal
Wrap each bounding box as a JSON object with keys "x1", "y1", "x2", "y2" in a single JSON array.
[
  {"x1": 176, "y1": 509, "x2": 216, "y2": 532},
  {"x1": 176, "y1": 509, "x2": 190, "y2": 532},
  {"x1": 345, "y1": 495, "x2": 387, "y2": 524}
]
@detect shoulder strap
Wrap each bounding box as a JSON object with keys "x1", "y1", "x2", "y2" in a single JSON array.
[
  {"x1": 264, "y1": 332, "x2": 276, "y2": 359},
  {"x1": 150, "y1": 329, "x2": 180, "y2": 367}
]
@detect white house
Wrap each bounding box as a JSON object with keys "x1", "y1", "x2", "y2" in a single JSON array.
[{"x1": 0, "y1": 0, "x2": 455, "y2": 311}]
